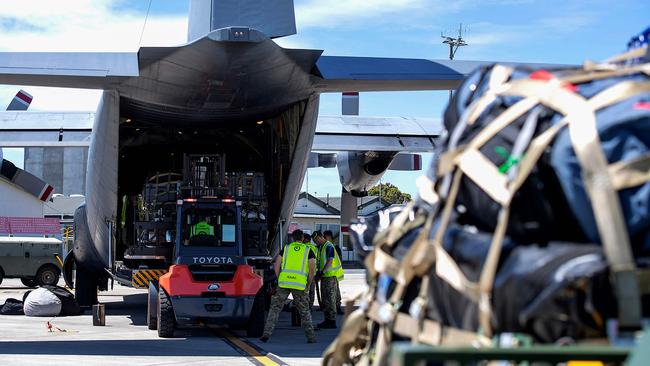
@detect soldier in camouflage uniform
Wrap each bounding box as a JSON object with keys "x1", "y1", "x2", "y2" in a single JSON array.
[
  {"x1": 304, "y1": 233, "x2": 319, "y2": 309},
  {"x1": 260, "y1": 229, "x2": 316, "y2": 343},
  {"x1": 314, "y1": 230, "x2": 344, "y2": 329}
]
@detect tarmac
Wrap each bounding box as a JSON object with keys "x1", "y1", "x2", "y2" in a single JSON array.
[{"x1": 0, "y1": 269, "x2": 368, "y2": 366}]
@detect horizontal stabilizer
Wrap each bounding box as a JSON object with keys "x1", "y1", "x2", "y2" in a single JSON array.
[
  {"x1": 0, "y1": 111, "x2": 93, "y2": 147},
  {"x1": 313, "y1": 115, "x2": 441, "y2": 152},
  {"x1": 0, "y1": 159, "x2": 54, "y2": 201},
  {"x1": 314, "y1": 56, "x2": 571, "y2": 92},
  {"x1": 0, "y1": 52, "x2": 138, "y2": 89},
  {"x1": 388, "y1": 153, "x2": 422, "y2": 171}
]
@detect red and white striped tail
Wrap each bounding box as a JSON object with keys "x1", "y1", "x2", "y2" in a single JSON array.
[
  {"x1": 0, "y1": 159, "x2": 54, "y2": 201},
  {"x1": 6, "y1": 89, "x2": 33, "y2": 111}
]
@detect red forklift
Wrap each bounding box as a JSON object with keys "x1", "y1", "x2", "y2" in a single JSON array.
[
  {"x1": 147, "y1": 196, "x2": 269, "y2": 337},
  {"x1": 111, "y1": 154, "x2": 272, "y2": 338}
]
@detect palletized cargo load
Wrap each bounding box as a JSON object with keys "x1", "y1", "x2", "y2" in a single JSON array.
[{"x1": 325, "y1": 45, "x2": 650, "y2": 365}]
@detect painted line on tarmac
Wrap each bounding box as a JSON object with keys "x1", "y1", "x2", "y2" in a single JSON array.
[{"x1": 216, "y1": 329, "x2": 288, "y2": 366}]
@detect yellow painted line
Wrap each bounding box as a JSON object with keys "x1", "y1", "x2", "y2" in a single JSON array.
[{"x1": 217, "y1": 330, "x2": 283, "y2": 366}]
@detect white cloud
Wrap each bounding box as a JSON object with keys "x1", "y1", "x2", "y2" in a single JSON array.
[
  {"x1": 0, "y1": 0, "x2": 187, "y2": 51},
  {"x1": 295, "y1": 0, "x2": 428, "y2": 29},
  {"x1": 0, "y1": 0, "x2": 187, "y2": 111}
]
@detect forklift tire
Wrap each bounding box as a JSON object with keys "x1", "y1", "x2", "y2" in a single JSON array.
[
  {"x1": 20, "y1": 278, "x2": 37, "y2": 288},
  {"x1": 246, "y1": 292, "x2": 266, "y2": 337},
  {"x1": 75, "y1": 265, "x2": 98, "y2": 307},
  {"x1": 157, "y1": 288, "x2": 175, "y2": 338},
  {"x1": 147, "y1": 283, "x2": 158, "y2": 330}
]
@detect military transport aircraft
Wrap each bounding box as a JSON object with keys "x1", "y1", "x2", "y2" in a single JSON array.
[{"x1": 0, "y1": 0, "x2": 557, "y2": 305}]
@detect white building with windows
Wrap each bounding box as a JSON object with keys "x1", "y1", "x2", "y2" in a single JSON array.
[{"x1": 290, "y1": 192, "x2": 393, "y2": 261}]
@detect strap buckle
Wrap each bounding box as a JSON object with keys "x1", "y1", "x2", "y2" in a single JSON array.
[
  {"x1": 408, "y1": 296, "x2": 427, "y2": 321},
  {"x1": 378, "y1": 302, "x2": 400, "y2": 325}
]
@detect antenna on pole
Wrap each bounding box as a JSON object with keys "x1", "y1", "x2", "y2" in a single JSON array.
[
  {"x1": 442, "y1": 24, "x2": 469, "y2": 101},
  {"x1": 441, "y1": 23, "x2": 468, "y2": 60}
]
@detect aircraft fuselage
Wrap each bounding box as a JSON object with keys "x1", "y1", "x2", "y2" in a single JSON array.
[{"x1": 73, "y1": 29, "x2": 324, "y2": 284}]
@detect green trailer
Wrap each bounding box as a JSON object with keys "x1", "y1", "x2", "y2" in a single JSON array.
[
  {"x1": 390, "y1": 331, "x2": 649, "y2": 366},
  {"x1": 0, "y1": 236, "x2": 62, "y2": 287}
]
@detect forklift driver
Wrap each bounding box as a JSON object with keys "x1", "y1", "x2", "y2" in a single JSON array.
[{"x1": 191, "y1": 215, "x2": 215, "y2": 237}]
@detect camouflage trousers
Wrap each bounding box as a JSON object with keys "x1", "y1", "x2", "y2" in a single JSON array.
[
  {"x1": 336, "y1": 280, "x2": 342, "y2": 310},
  {"x1": 308, "y1": 280, "x2": 317, "y2": 308},
  {"x1": 321, "y1": 277, "x2": 338, "y2": 321},
  {"x1": 262, "y1": 286, "x2": 316, "y2": 341}
]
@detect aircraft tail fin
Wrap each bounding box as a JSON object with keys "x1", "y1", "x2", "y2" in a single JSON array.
[
  {"x1": 6, "y1": 89, "x2": 32, "y2": 111},
  {"x1": 188, "y1": 0, "x2": 296, "y2": 42}
]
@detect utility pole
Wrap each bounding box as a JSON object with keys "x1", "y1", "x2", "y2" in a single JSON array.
[{"x1": 442, "y1": 24, "x2": 468, "y2": 101}]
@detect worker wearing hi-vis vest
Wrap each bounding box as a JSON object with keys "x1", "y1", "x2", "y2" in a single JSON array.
[
  {"x1": 325, "y1": 230, "x2": 344, "y2": 314},
  {"x1": 261, "y1": 229, "x2": 316, "y2": 343},
  {"x1": 314, "y1": 230, "x2": 344, "y2": 329},
  {"x1": 191, "y1": 216, "x2": 214, "y2": 237},
  {"x1": 304, "y1": 234, "x2": 319, "y2": 308}
]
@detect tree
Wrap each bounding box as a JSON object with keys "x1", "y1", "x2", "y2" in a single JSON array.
[{"x1": 368, "y1": 183, "x2": 412, "y2": 205}]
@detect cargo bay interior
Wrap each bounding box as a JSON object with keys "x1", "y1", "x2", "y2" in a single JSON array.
[{"x1": 116, "y1": 101, "x2": 308, "y2": 269}]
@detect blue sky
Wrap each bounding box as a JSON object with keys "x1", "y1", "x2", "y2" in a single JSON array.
[{"x1": 0, "y1": 0, "x2": 648, "y2": 197}]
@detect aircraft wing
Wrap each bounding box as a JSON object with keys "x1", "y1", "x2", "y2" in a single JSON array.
[
  {"x1": 313, "y1": 56, "x2": 569, "y2": 92},
  {"x1": 0, "y1": 52, "x2": 139, "y2": 89},
  {"x1": 313, "y1": 115, "x2": 442, "y2": 152}
]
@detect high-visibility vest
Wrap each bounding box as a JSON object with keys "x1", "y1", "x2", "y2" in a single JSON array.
[
  {"x1": 191, "y1": 221, "x2": 214, "y2": 236},
  {"x1": 306, "y1": 242, "x2": 318, "y2": 258},
  {"x1": 319, "y1": 241, "x2": 344, "y2": 281},
  {"x1": 278, "y1": 242, "x2": 310, "y2": 290}
]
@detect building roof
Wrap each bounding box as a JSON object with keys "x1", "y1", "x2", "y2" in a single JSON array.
[
  {"x1": 294, "y1": 192, "x2": 392, "y2": 217},
  {"x1": 0, "y1": 236, "x2": 62, "y2": 244},
  {"x1": 43, "y1": 195, "x2": 85, "y2": 218}
]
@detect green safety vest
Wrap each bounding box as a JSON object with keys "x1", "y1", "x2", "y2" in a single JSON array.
[
  {"x1": 278, "y1": 242, "x2": 310, "y2": 290},
  {"x1": 306, "y1": 242, "x2": 318, "y2": 258},
  {"x1": 319, "y1": 241, "x2": 344, "y2": 282},
  {"x1": 191, "y1": 221, "x2": 214, "y2": 236}
]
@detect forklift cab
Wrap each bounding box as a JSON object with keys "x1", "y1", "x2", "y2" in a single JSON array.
[{"x1": 175, "y1": 198, "x2": 244, "y2": 264}]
